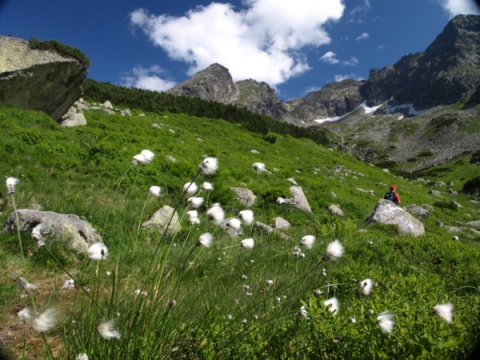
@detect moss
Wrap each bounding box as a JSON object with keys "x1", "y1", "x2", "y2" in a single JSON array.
[{"x1": 28, "y1": 38, "x2": 91, "y2": 69}]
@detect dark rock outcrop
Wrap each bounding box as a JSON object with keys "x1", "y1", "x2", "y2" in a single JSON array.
[{"x1": 0, "y1": 36, "x2": 86, "y2": 121}]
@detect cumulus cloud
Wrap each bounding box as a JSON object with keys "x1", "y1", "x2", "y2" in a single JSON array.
[
  {"x1": 320, "y1": 51, "x2": 340, "y2": 64},
  {"x1": 356, "y1": 32, "x2": 369, "y2": 41},
  {"x1": 334, "y1": 73, "x2": 364, "y2": 82},
  {"x1": 437, "y1": 0, "x2": 480, "y2": 17},
  {"x1": 129, "y1": 0, "x2": 345, "y2": 89},
  {"x1": 343, "y1": 57, "x2": 358, "y2": 66},
  {"x1": 121, "y1": 65, "x2": 177, "y2": 91}
]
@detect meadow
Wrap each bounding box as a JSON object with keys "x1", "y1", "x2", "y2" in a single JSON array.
[{"x1": 0, "y1": 103, "x2": 479, "y2": 359}]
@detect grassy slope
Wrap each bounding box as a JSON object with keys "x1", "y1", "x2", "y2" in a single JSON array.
[{"x1": 0, "y1": 104, "x2": 479, "y2": 359}]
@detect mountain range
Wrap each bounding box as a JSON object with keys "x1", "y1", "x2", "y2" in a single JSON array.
[{"x1": 167, "y1": 14, "x2": 480, "y2": 172}]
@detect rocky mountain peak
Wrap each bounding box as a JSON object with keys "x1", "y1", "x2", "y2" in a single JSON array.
[{"x1": 167, "y1": 63, "x2": 236, "y2": 104}]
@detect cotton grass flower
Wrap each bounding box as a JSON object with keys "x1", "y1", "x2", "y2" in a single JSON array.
[
  {"x1": 18, "y1": 277, "x2": 39, "y2": 291},
  {"x1": 299, "y1": 306, "x2": 310, "y2": 320},
  {"x1": 6, "y1": 177, "x2": 19, "y2": 195},
  {"x1": 98, "y1": 319, "x2": 121, "y2": 340},
  {"x1": 31, "y1": 224, "x2": 45, "y2": 247},
  {"x1": 17, "y1": 308, "x2": 32, "y2": 322},
  {"x1": 240, "y1": 238, "x2": 255, "y2": 250},
  {"x1": 87, "y1": 242, "x2": 108, "y2": 260},
  {"x1": 132, "y1": 149, "x2": 155, "y2": 165},
  {"x1": 183, "y1": 182, "x2": 198, "y2": 195},
  {"x1": 201, "y1": 181, "x2": 214, "y2": 190},
  {"x1": 358, "y1": 278, "x2": 374, "y2": 296},
  {"x1": 76, "y1": 354, "x2": 89, "y2": 360},
  {"x1": 239, "y1": 210, "x2": 254, "y2": 226},
  {"x1": 149, "y1": 186, "x2": 161, "y2": 197},
  {"x1": 377, "y1": 312, "x2": 395, "y2": 333},
  {"x1": 323, "y1": 240, "x2": 344, "y2": 261},
  {"x1": 323, "y1": 297, "x2": 339, "y2": 315},
  {"x1": 299, "y1": 235, "x2": 316, "y2": 249},
  {"x1": 188, "y1": 196, "x2": 204, "y2": 209},
  {"x1": 32, "y1": 308, "x2": 57, "y2": 332},
  {"x1": 62, "y1": 278, "x2": 75, "y2": 289},
  {"x1": 433, "y1": 303, "x2": 454, "y2": 323},
  {"x1": 197, "y1": 233, "x2": 213, "y2": 248},
  {"x1": 186, "y1": 210, "x2": 200, "y2": 225},
  {"x1": 226, "y1": 218, "x2": 242, "y2": 231},
  {"x1": 199, "y1": 157, "x2": 218, "y2": 175},
  {"x1": 207, "y1": 203, "x2": 225, "y2": 226}
]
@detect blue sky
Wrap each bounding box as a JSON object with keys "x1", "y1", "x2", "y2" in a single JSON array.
[{"x1": 1, "y1": 0, "x2": 479, "y2": 101}]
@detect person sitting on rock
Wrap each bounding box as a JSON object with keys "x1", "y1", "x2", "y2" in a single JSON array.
[{"x1": 384, "y1": 185, "x2": 401, "y2": 205}]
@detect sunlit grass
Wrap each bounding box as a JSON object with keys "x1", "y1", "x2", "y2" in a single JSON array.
[{"x1": 1, "y1": 104, "x2": 479, "y2": 359}]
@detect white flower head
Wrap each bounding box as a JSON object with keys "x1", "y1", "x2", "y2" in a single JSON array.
[
  {"x1": 32, "y1": 308, "x2": 57, "y2": 332},
  {"x1": 239, "y1": 210, "x2": 254, "y2": 226},
  {"x1": 324, "y1": 240, "x2": 344, "y2": 261},
  {"x1": 299, "y1": 306, "x2": 310, "y2": 320},
  {"x1": 201, "y1": 181, "x2": 214, "y2": 191},
  {"x1": 359, "y1": 278, "x2": 374, "y2": 296},
  {"x1": 76, "y1": 354, "x2": 89, "y2": 360},
  {"x1": 32, "y1": 224, "x2": 45, "y2": 247},
  {"x1": 98, "y1": 319, "x2": 121, "y2": 340},
  {"x1": 207, "y1": 203, "x2": 225, "y2": 226},
  {"x1": 18, "y1": 308, "x2": 32, "y2": 322},
  {"x1": 300, "y1": 235, "x2": 316, "y2": 249},
  {"x1": 62, "y1": 278, "x2": 75, "y2": 289},
  {"x1": 87, "y1": 242, "x2": 109, "y2": 260},
  {"x1": 199, "y1": 157, "x2": 218, "y2": 175},
  {"x1": 240, "y1": 238, "x2": 255, "y2": 250},
  {"x1": 377, "y1": 312, "x2": 395, "y2": 333},
  {"x1": 433, "y1": 303, "x2": 454, "y2": 323},
  {"x1": 323, "y1": 297, "x2": 339, "y2": 315},
  {"x1": 6, "y1": 177, "x2": 19, "y2": 195},
  {"x1": 188, "y1": 196, "x2": 204, "y2": 209},
  {"x1": 226, "y1": 218, "x2": 242, "y2": 231},
  {"x1": 197, "y1": 232, "x2": 213, "y2": 248},
  {"x1": 18, "y1": 277, "x2": 39, "y2": 291},
  {"x1": 132, "y1": 149, "x2": 154, "y2": 165},
  {"x1": 149, "y1": 186, "x2": 161, "y2": 197},
  {"x1": 187, "y1": 210, "x2": 198, "y2": 219},
  {"x1": 266, "y1": 279, "x2": 274, "y2": 286},
  {"x1": 183, "y1": 182, "x2": 198, "y2": 196}
]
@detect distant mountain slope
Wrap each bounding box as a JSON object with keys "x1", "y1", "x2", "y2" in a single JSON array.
[{"x1": 166, "y1": 15, "x2": 480, "y2": 171}]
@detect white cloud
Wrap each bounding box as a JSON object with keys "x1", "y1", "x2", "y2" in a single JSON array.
[
  {"x1": 437, "y1": 0, "x2": 480, "y2": 17},
  {"x1": 356, "y1": 32, "x2": 369, "y2": 41},
  {"x1": 334, "y1": 73, "x2": 364, "y2": 82},
  {"x1": 130, "y1": 0, "x2": 345, "y2": 88},
  {"x1": 320, "y1": 51, "x2": 340, "y2": 64},
  {"x1": 121, "y1": 65, "x2": 177, "y2": 92},
  {"x1": 343, "y1": 57, "x2": 358, "y2": 66}
]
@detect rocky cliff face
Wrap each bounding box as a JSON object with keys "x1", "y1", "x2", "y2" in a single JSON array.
[
  {"x1": 169, "y1": 15, "x2": 480, "y2": 123},
  {"x1": 0, "y1": 36, "x2": 86, "y2": 121},
  {"x1": 167, "y1": 63, "x2": 236, "y2": 104}
]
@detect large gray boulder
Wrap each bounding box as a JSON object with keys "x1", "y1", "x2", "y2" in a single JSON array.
[
  {"x1": 277, "y1": 186, "x2": 312, "y2": 213},
  {"x1": 142, "y1": 205, "x2": 181, "y2": 234},
  {"x1": 367, "y1": 199, "x2": 425, "y2": 236},
  {"x1": 0, "y1": 36, "x2": 86, "y2": 121},
  {"x1": 5, "y1": 209, "x2": 102, "y2": 252}
]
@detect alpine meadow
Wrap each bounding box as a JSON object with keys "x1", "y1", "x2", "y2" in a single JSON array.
[{"x1": 1, "y1": 92, "x2": 480, "y2": 359}]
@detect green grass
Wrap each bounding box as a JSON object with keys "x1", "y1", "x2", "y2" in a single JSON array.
[{"x1": 1, "y1": 104, "x2": 479, "y2": 359}]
